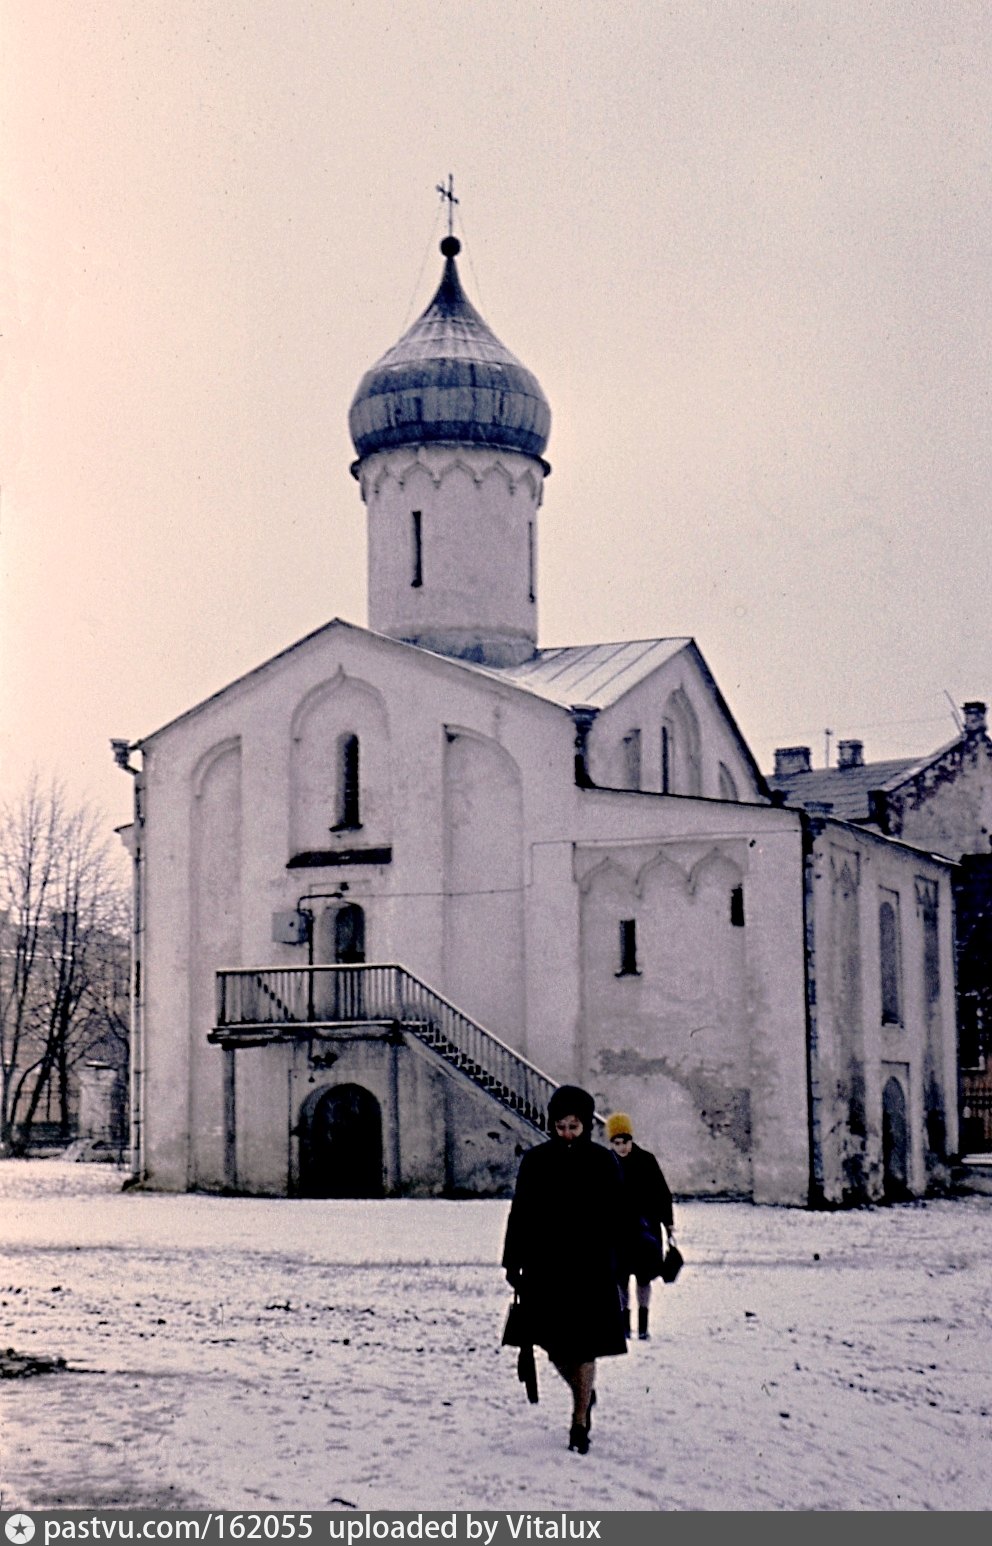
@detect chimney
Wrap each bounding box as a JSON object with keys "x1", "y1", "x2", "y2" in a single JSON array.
[
  {"x1": 868, "y1": 789, "x2": 890, "y2": 832},
  {"x1": 774, "y1": 746, "x2": 811, "y2": 777},
  {"x1": 962, "y1": 701, "x2": 987, "y2": 738},
  {"x1": 837, "y1": 739, "x2": 864, "y2": 770}
]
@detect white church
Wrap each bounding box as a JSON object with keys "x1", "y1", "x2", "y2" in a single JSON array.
[{"x1": 118, "y1": 233, "x2": 958, "y2": 1207}]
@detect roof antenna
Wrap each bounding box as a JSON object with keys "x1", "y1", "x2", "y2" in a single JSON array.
[
  {"x1": 943, "y1": 691, "x2": 963, "y2": 734},
  {"x1": 824, "y1": 728, "x2": 833, "y2": 768}
]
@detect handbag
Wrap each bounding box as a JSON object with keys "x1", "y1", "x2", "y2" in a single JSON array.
[
  {"x1": 516, "y1": 1342, "x2": 539, "y2": 1404},
  {"x1": 660, "y1": 1242, "x2": 684, "y2": 1284},
  {"x1": 502, "y1": 1292, "x2": 538, "y2": 1403}
]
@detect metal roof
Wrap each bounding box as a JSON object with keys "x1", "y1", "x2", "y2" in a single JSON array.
[
  {"x1": 768, "y1": 759, "x2": 918, "y2": 821},
  {"x1": 465, "y1": 638, "x2": 693, "y2": 709},
  {"x1": 349, "y1": 243, "x2": 551, "y2": 463}
]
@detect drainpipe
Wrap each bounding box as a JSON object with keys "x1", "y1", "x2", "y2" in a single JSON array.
[
  {"x1": 800, "y1": 810, "x2": 825, "y2": 1207},
  {"x1": 112, "y1": 739, "x2": 145, "y2": 1184},
  {"x1": 569, "y1": 705, "x2": 599, "y2": 789}
]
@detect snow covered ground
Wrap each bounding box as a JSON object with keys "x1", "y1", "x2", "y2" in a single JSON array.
[{"x1": 0, "y1": 1161, "x2": 989, "y2": 1513}]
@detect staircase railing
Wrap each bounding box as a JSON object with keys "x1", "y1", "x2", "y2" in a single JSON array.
[{"x1": 214, "y1": 963, "x2": 591, "y2": 1137}]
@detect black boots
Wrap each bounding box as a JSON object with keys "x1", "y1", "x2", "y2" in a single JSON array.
[
  {"x1": 569, "y1": 1392, "x2": 595, "y2": 1454},
  {"x1": 568, "y1": 1421, "x2": 590, "y2": 1455},
  {"x1": 638, "y1": 1306, "x2": 650, "y2": 1341}
]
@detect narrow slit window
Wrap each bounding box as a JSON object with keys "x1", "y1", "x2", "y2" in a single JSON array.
[
  {"x1": 730, "y1": 885, "x2": 745, "y2": 927},
  {"x1": 411, "y1": 510, "x2": 423, "y2": 588},
  {"x1": 527, "y1": 520, "x2": 535, "y2": 603},
  {"x1": 879, "y1": 897, "x2": 902, "y2": 1024},
  {"x1": 661, "y1": 724, "x2": 671, "y2": 793},
  {"x1": 617, "y1": 918, "x2": 639, "y2": 977},
  {"x1": 622, "y1": 729, "x2": 642, "y2": 790},
  {"x1": 332, "y1": 733, "x2": 361, "y2": 831}
]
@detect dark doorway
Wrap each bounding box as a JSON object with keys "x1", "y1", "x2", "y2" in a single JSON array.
[
  {"x1": 882, "y1": 1077, "x2": 910, "y2": 1201},
  {"x1": 333, "y1": 904, "x2": 365, "y2": 1018},
  {"x1": 299, "y1": 1082, "x2": 384, "y2": 1198},
  {"x1": 334, "y1": 904, "x2": 365, "y2": 963},
  {"x1": 313, "y1": 904, "x2": 366, "y2": 1020}
]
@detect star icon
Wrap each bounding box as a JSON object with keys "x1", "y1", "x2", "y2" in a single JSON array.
[{"x1": 5, "y1": 1517, "x2": 36, "y2": 1544}]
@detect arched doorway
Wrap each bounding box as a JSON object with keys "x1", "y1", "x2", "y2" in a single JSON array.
[
  {"x1": 299, "y1": 1082, "x2": 383, "y2": 1198},
  {"x1": 314, "y1": 903, "x2": 366, "y2": 1020},
  {"x1": 882, "y1": 1077, "x2": 910, "y2": 1201},
  {"x1": 334, "y1": 903, "x2": 365, "y2": 963}
]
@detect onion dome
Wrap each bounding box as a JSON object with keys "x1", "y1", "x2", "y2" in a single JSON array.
[{"x1": 349, "y1": 236, "x2": 551, "y2": 465}]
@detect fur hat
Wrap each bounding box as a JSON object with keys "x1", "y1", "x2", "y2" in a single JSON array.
[
  {"x1": 547, "y1": 1084, "x2": 596, "y2": 1134},
  {"x1": 606, "y1": 1112, "x2": 633, "y2": 1141}
]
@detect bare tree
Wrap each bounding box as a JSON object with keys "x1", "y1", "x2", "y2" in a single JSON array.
[{"x1": 0, "y1": 774, "x2": 129, "y2": 1154}]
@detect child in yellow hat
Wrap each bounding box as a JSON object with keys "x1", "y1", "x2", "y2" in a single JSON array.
[{"x1": 606, "y1": 1112, "x2": 675, "y2": 1340}]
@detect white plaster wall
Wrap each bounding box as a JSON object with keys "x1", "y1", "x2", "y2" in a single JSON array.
[
  {"x1": 809, "y1": 824, "x2": 957, "y2": 1204},
  {"x1": 235, "y1": 1041, "x2": 293, "y2": 1195},
  {"x1": 524, "y1": 792, "x2": 810, "y2": 1203},
  {"x1": 578, "y1": 845, "x2": 752, "y2": 1196},
  {"x1": 442, "y1": 728, "x2": 526, "y2": 1045},
  {"x1": 140, "y1": 742, "x2": 193, "y2": 1188},
  {"x1": 361, "y1": 447, "x2": 543, "y2": 665},
  {"x1": 892, "y1": 739, "x2": 992, "y2": 861},
  {"x1": 568, "y1": 827, "x2": 808, "y2": 1203}
]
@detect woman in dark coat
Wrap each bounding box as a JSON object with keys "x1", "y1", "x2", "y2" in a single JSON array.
[
  {"x1": 502, "y1": 1085, "x2": 627, "y2": 1455},
  {"x1": 606, "y1": 1111, "x2": 675, "y2": 1341}
]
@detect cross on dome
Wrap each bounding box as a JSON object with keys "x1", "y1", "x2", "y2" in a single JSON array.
[{"x1": 435, "y1": 173, "x2": 460, "y2": 244}]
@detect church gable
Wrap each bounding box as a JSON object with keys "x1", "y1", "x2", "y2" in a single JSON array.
[
  {"x1": 583, "y1": 642, "x2": 767, "y2": 803},
  {"x1": 138, "y1": 614, "x2": 578, "y2": 908},
  {"x1": 140, "y1": 616, "x2": 563, "y2": 764}
]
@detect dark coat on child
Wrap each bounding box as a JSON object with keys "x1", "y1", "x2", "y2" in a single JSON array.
[
  {"x1": 502, "y1": 1127, "x2": 628, "y2": 1364},
  {"x1": 616, "y1": 1141, "x2": 674, "y2": 1283}
]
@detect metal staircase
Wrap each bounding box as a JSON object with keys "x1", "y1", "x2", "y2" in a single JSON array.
[{"x1": 211, "y1": 963, "x2": 598, "y2": 1139}]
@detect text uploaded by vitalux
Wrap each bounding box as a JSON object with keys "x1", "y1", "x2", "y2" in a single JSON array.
[{"x1": 326, "y1": 1519, "x2": 600, "y2": 1543}]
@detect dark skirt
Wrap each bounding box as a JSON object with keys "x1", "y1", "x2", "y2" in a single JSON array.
[{"x1": 523, "y1": 1265, "x2": 627, "y2": 1364}]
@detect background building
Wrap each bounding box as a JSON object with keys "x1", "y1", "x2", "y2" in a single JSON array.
[{"x1": 770, "y1": 711, "x2": 992, "y2": 1159}]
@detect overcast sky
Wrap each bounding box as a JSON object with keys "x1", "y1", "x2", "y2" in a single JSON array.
[{"x1": 2, "y1": 0, "x2": 990, "y2": 835}]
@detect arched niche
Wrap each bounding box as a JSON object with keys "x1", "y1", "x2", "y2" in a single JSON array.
[
  {"x1": 718, "y1": 762, "x2": 740, "y2": 802},
  {"x1": 289, "y1": 670, "x2": 391, "y2": 856},
  {"x1": 662, "y1": 688, "x2": 702, "y2": 796},
  {"x1": 189, "y1": 738, "x2": 242, "y2": 1188},
  {"x1": 441, "y1": 726, "x2": 525, "y2": 1042}
]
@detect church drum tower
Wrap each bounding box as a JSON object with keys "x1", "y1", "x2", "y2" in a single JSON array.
[{"x1": 348, "y1": 236, "x2": 551, "y2": 668}]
